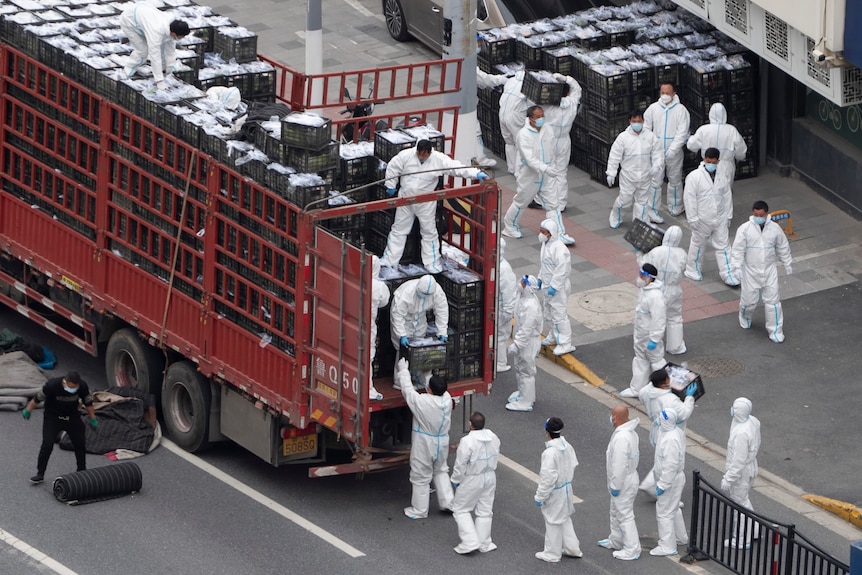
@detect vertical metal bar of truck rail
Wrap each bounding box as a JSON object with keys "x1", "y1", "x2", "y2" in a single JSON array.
[
  {"x1": 334, "y1": 235, "x2": 346, "y2": 438},
  {"x1": 355, "y1": 248, "x2": 368, "y2": 447}
]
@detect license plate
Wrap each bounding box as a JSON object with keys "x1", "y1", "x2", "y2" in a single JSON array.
[{"x1": 283, "y1": 434, "x2": 317, "y2": 457}]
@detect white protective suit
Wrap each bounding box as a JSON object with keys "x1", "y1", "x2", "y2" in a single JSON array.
[
  {"x1": 476, "y1": 68, "x2": 508, "y2": 166},
  {"x1": 630, "y1": 279, "x2": 667, "y2": 393},
  {"x1": 369, "y1": 256, "x2": 390, "y2": 400},
  {"x1": 637, "y1": 381, "x2": 694, "y2": 493},
  {"x1": 502, "y1": 119, "x2": 557, "y2": 238},
  {"x1": 497, "y1": 239, "x2": 518, "y2": 371},
  {"x1": 537, "y1": 219, "x2": 573, "y2": 354},
  {"x1": 606, "y1": 125, "x2": 664, "y2": 228},
  {"x1": 644, "y1": 94, "x2": 690, "y2": 216},
  {"x1": 498, "y1": 71, "x2": 531, "y2": 175},
  {"x1": 604, "y1": 417, "x2": 642, "y2": 560},
  {"x1": 535, "y1": 436, "x2": 582, "y2": 562},
  {"x1": 390, "y1": 275, "x2": 449, "y2": 387},
  {"x1": 543, "y1": 74, "x2": 583, "y2": 213},
  {"x1": 684, "y1": 163, "x2": 738, "y2": 285},
  {"x1": 119, "y1": 2, "x2": 179, "y2": 84},
  {"x1": 506, "y1": 276, "x2": 543, "y2": 411},
  {"x1": 381, "y1": 147, "x2": 480, "y2": 273},
  {"x1": 640, "y1": 226, "x2": 687, "y2": 353},
  {"x1": 686, "y1": 103, "x2": 748, "y2": 184},
  {"x1": 730, "y1": 215, "x2": 792, "y2": 343},
  {"x1": 396, "y1": 359, "x2": 455, "y2": 518},
  {"x1": 652, "y1": 407, "x2": 688, "y2": 555},
  {"x1": 451, "y1": 427, "x2": 501, "y2": 553},
  {"x1": 722, "y1": 397, "x2": 761, "y2": 548},
  {"x1": 206, "y1": 86, "x2": 242, "y2": 111}
]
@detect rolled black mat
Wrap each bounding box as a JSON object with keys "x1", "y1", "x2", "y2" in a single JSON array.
[{"x1": 52, "y1": 462, "x2": 143, "y2": 504}]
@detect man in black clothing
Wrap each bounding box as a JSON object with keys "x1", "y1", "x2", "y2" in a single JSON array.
[{"x1": 22, "y1": 371, "x2": 98, "y2": 484}]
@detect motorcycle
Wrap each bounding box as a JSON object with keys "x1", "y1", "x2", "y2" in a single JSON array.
[{"x1": 340, "y1": 82, "x2": 388, "y2": 143}]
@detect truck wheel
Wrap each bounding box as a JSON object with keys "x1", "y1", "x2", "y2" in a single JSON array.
[
  {"x1": 383, "y1": 0, "x2": 410, "y2": 42},
  {"x1": 161, "y1": 361, "x2": 211, "y2": 452},
  {"x1": 105, "y1": 328, "x2": 164, "y2": 397}
]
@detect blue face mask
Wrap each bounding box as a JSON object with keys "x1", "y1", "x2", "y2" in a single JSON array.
[
  {"x1": 730, "y1": 407, "x2": 735, "y2": 418},
  {"x1": 534, "y1": 118, "x2": 545, "y2": 128},
  {"x1": 752, "y1": 216, "x2": 767, "y2": 225},
  {"x1": 63, "y1": 385, "x2": 78, "y2": 394},
  {"x1": 705, "y1": 163, "x2": 717, "y2": 173},
  {"x1": 476, "y1": 47, "x2": 481, "y2": 55},
  {"x1": 630, "y1": 122, "x2": 643, "y2": 132}
]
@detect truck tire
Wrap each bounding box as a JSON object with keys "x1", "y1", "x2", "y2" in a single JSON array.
[
  {"x1": 105, "y1": 328, "x2": 165, "y2": 397},
  {"x1": 161, "y1": 361, "x2": 211, "y2": 452}
]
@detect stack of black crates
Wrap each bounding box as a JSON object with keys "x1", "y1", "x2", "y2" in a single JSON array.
[{"x1": 437, "y1": 267, "x2": 484, "y2": 381}]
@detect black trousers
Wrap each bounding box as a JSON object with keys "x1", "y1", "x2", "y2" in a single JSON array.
[{"x1": 37, "y1": 415, "x2": 86, "y2": 475}]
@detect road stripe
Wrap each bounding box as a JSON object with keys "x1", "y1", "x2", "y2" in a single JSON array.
[
  {"x1": 162, "y1": 439, "x2": 365, "y2": 557},
  {"x1": 0, "y1": 527, "x2": 79, "y2": 575},
  {"x1": 343, "y1": 0, "x2": 373, "y2": 17},
  {"x1": 498, "y1": 453, "x2": 584, "y2": 504}
]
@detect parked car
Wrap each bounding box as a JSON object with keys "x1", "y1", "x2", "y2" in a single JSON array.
[{"x1": 383, "y1": 0, "x2": 610, "y2": 53}]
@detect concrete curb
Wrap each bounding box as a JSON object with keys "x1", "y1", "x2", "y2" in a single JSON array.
[{"x1": 538, "y1": 344, "x2": 605, "y2": 387}]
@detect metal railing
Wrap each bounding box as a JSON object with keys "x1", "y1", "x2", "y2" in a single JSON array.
[{"x1": 684, "y1": 471, "x2": 849, "y2": 575}]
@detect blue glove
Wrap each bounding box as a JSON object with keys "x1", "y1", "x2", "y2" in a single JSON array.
[
  {"x1": 452, "y1": 482, "x2": 459, "y2": 489},
  {"x1": 400, "y1": 336, "x2": 409, "y2": 347},
  {"x1": 647, "y1": 340, "x2": 657, "y2": 351},
  {"x1": 656, "y1": 487, "x2": 665, "y2": 497},
  {"x1": 547, "y1": 286, "x2": 557, "y2": 297},
  {"x1": 90, "y1": 417, "x2": 99, "y2": 429},
  {"x1": 439, "y1": 334, "x2": 448, "y2": 343},
  {"x1": 476, "y1": 172, "x2": 490, "y2": 181},
  {"x1": 685, "y1": 382, "x2": 697, "y2": 397},
  {"x1": 610, "y1": 488, "x2": 620, "y2": 497},
  {"x1": 534, "y1": 500, "x2": 543, "y2": 507},
  {"x1": 386, "y1": 188, "x2": 397, "y2": 197}
]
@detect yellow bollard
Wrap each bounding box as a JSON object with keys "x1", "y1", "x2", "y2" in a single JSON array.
[{"x1": 769, "y1": 209, "x2": 797, "y2": 239}]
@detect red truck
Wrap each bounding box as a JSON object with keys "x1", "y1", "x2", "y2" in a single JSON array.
[{"x1": 0, "y1": 41, "x2": 499, "y2": 476}]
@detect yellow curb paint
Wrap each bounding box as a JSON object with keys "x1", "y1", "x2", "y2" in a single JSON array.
[
  {"x1": 802, "y1": 494, "x2": 862, "y2": 528},
  {"x1": 539, "y1": 345, "x2": 605, "y2": 387}
]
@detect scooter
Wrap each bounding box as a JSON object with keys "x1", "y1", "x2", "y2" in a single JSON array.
[{"x1": 340, "y1": 82, "x2": 388, "y2": 143}]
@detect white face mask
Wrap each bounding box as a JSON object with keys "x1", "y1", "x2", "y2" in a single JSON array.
[
  {"x1": 660, "y1": 94, "x2": 672, "y2": 105},
  {"x1": 538, "y1": 234, "x2": 548, "y2": 243},
  {"x1": 636, "y1": 277, "x2": 647, "y2": 288}
]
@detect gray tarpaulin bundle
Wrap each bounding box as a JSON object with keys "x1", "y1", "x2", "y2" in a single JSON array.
[
  {"x1": 52, "y1": 462, "x2": 143, "y2": 505},
  {"x1": 0, "y1": 351, "x2": 47, "y2": 411}
]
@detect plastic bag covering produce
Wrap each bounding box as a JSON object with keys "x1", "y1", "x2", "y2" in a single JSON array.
[
  {"x1": 327, "y1": 191, "x2": 355, "y2": 206},
  {"x1": 378, "y1": 129, "x2": 415, "y2": 145},
  {"x1": 604, "y1": 46, "x2": 634, "y2": 62},
  {"x1": 643, "y1": 53, "x2": 685, "y2": 66},
  {"x1": 494, "y1": 62, "x2": 524, "y2": 76},
  {"x1": 23, "y1": 22, "x2": 77, "y2": 36},
  {"x1": 656, "y1": 36, "x2": 688, "y2": 52},
  {"x1": 631, "y1": 0, "x2": 663, "y2": 16},
  {"x1": 630, "y1": 42, "x2": 662, "y2": 57},
  {"x1": 528, "y1": 69, "x2": 563, "y2": 84},
  {"x1": 379, "y1": 263, "x2": 428, "y2": 281},
  {"x1": 5, "y1": 8, "x2": 40, "y2": 21},
  {"x1": 617, "y1": 58, "x2": 651, "y2": 72},
  {"x1": 666, "y1": 364, "x2": 697, "y2": 392},
  {"x1": 441, "y1": 244, "x2": 470, "y2": 268},
  {"x1": 340, "y1": 141, "x2": 374, "y2": 159},
  {"x1": 233, "y1": 147, "x2": 268, "y2": 166},
  {"x1": 217, "y1": 25, "x2": 255, "y2": 39},
  {"x1": 284, "y1": 111, "x2": 328, "y2": 127},
  {"x1": 266, "y1": 162, "x2": 295, "y2": 175},
  {"x1": 401, "y1": 123, "x2": 444, "y2": 142},
  {"x1": 589, "y1": 63, "x2": 626, "y2": 79},
  {"x1": 289, "y1": 172, "x2": 325, "y2": 189}
]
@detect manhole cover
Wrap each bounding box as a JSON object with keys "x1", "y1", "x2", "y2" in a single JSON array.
[
  {"x1": 685, "y1": 357, "x2": 745, "y2": 379},
  {"x1": 576, "y1": 289, "x2": 637, "y2": 314}
]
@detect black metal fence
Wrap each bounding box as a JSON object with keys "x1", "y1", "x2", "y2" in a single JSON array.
[{"x1": 683, "y1": 471, "x2": 849, "y2": 575}]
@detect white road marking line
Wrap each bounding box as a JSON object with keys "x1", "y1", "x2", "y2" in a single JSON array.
[
  {"x1": 343, "y1": 0, "x2": 373, "y2": 17},
  {"x1": 162, "y1": 439, "x2": 365, "y2": 557},
  {"x1": 498, "y1": 454, "x2": 584, "y2": 504},
  {"x1": 0, "y1": 527, "x2": 79, "y2": 575}
]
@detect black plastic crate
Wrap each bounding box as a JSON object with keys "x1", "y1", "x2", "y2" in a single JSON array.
[
  {"x1": 667, "y1": 362, "x2": 705, "y2": 402},
  {"x1": 586, "y1": 156, "x2": 606, "y2": 183},
  {"x1": 542, "y1": 47, "x2": 575, "y2": 76},
  {"x1": 570, "y1": 145, "x2": 590, "y2": 171},
  {"x1": 624, "y1": 218, "x2": 665, "y2": 252},
  {"x1": 655, "y1": 63, "x2": 680, "y2": 90},
  {"x1": 403, "y1": 339, "x2": 448, "y2": 372},
  {"x1": 629, "y1": 67, "x2": 655, "y2": 93},
  {"x1": 374, "y1": 130, "x2": 416, "y2": 162},
  {"x1": 584, "y1": 111, "x2": 629, "y2": 143},
  {"x1": 585, "y1": 90, "x2": 652, "y2": 120},
  {"x1": 479, "y1": 35, "x2": 515, "y2": 65},
  {"x1": 682, "y1": 65, "x2": 726, "y2": 96},
  {"x1": 515, "y1": 38, "x2": 547, "y2": 70},
  {"x1": 250, "y1": 70, "x2": 276, "y2": 98},
  {"x1": 338, "y1": 155, "x2": 373, "y2": 187},
  {"x1": 585, "y1": 67, "x2": 632, "y2": 100},
  {"x1": 726, "y1": 65, "x2": 754, "y2": 91},
  {"x1": 321, "y1": 212, "x2": 366, "y2": 232},
  {"x1": 438, "y1": 267, "x2": 483, "y2": 306},
  {"x1": 286, "y1": 142, "x2": 339, "y2": 173},
  {"x1": 735, "y1": 157, "x2": 757, "y2": 180},
  {"x1": 451, "y1": 353, "x2": 482, "y2": 380},
  {"x1": 448, "y1": 303, "x2": 483, "y2": 331},
  {"x1": 213, "y1": 28, "x2": 258, "y2": 64},
  {"x1": 367, "y1": 209, "x2": 395, "y2": 230},
  {"x1": 452, "y1": 328, "x2": 483, "y2": 356},
  {"x1": 570, "y1": 123, "x2": 590, "y2": 150},
  {"x1": 521, "y1": 71, "x2": 567, "y2": 106},
  {"x1": 572, "y1": 32, "x2": 610, "y2": 51},
  {"x1": 281, "y1": 113, "x2": 331, "y2": 151},
  {"x1": 398, "y1": 125, "x2": 445, "y2": 153},
  {"x1": 586, "y1": 136, "x2": 612, "y2": 162}
]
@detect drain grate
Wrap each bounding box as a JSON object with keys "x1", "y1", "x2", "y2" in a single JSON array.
[{"x1": 685, "y1": 357, "x2": 745, "y2": 378}]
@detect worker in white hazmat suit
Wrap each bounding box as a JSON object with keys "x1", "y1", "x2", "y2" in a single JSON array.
[
  {"x1": 619, "y1": 264, "x2": 667, "y2": 398},
  {"x1": 537, "y1": 219, "x2": 574, "y2": 355},
  {"x1": 502, "y1": 107, "x2": 572, "y2": 242},
  {"x1": 534, "y1": 417, "x2": 583, "y2": 563},
  {"x1": 368, "y1": 255, "x2": 389, "y2": 401},
  {"x1": 730, "y1": 200, "x2": 793, "y2": 343},
  {"x1": 390, "y1": 275, "x2": 449, "y2": 389},
  {"x1": 686, "y1": 102, "x2": 748, "y2": 184},
  {"x1": 206, "y1": 86, "x2": 242, "y2": 111},
  {"x1": 119, "y1": 2, "x2": 189, "y2": 89},
  {"x1": 543, "y1": 73, "x2": 583, "y2": 216},
  {"x1": 721, "y1": 397, "x2": 761, "y2": 549},
  {"x1": 598, "y1": 405, "x2": 641, "y2": 561},
  {"x1": 637, "y1": 368, "x2": 696, "y2": 496},
  {"x1": 639, "y1": 225, "x2": 687, "y2": 354},
  {"x1": 496, "y1": 238, "x2": 518, "y2": 373},
  {"x1": 451, "y1": 411, "x2": 501, "y2": 554},
  {"x1": 683, "y1": 148, "x2": 738, "y2": 285},
  {"x1": 498, "y1": 71, "x2": 531, "y2": 175},
  {"x1": 644, "y1": 83, "x2": 690, "y2": 219},
  {"x1": 396, "y1": 358, "x2": 455, "y2": 519},
  {"x1": 381, "y1": 140, "x2": 488, "y2": 273},
  {"x1": 651, "y1": 406, "x2": 689, "y2": 556},
  {"x1": 607, "y1": 111, "x2": 664, "y2": 228},
  {"x1": 505, "y1": 275, "x2": 543, "y2": 412}
]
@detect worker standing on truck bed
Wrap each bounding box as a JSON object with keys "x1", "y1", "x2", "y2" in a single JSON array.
[{"x1": 119, "y1": 2, "x2": 189, "y2": 90}]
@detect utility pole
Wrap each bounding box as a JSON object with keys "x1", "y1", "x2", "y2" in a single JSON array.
[
  {"x1": 442, "y1": 0, "x2": 478, "y2": 164},
  {"x1": 306, "y1": 0, "x2": 323, "y2": 106}
]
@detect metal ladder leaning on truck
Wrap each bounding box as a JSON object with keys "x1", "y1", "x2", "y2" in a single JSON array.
[{"x1": 0, "y1": 37, "x2": 500, "y2": 477}]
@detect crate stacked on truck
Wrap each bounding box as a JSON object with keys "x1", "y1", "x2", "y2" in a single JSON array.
[
  {"x1": 0, "y1": 0, "x2": 499, "y2": 470},
  {"x1": 476, "y1": 0, "x2": 759, "y2": 184}
]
